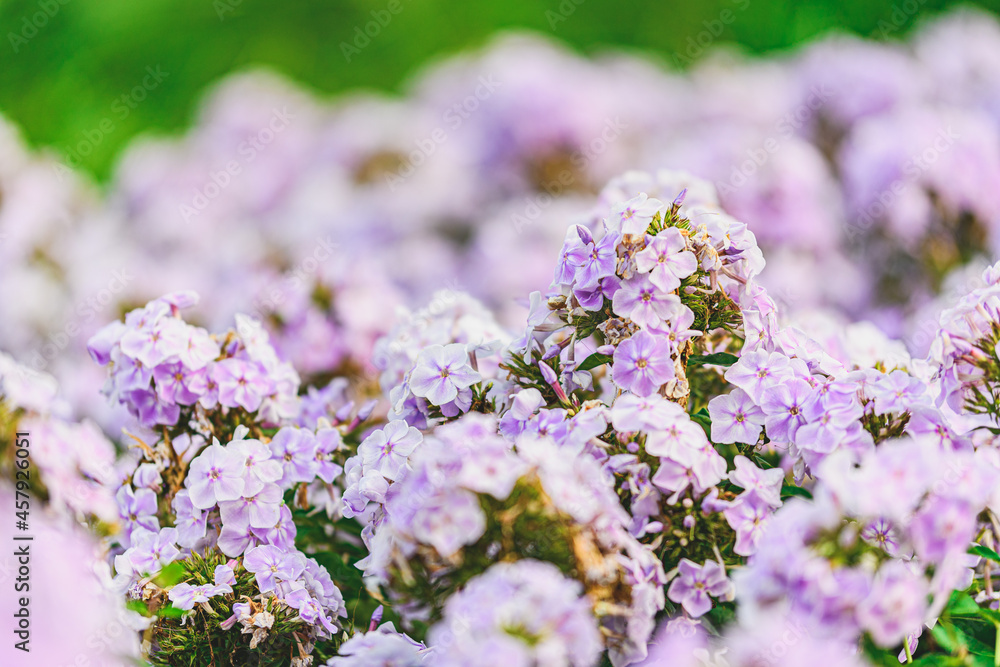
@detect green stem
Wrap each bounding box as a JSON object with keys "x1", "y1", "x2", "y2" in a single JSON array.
[
  {"x1": 904, "y1": 637, "x2": 913, "y2": 664},
  {"x1": 995, "y1": 622, "x2": 1000, "y2": 667}
]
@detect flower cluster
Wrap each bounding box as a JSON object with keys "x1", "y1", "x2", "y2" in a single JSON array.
[
  {"x1": 375, "y1": 289, "x2": 511, "y2": 427},
  {"x1": 85, "y1": 298, "x2": 364, "y2": 665},
  {"x1": 88, "y1": 292, "x2": 301, "y2": 428},
  {"x1": 428, "y1": 559, "x2": 604, "y2": 666},
  {"x1": 0, "y1": 351, "x2": 118, "y2": 521},
  {"x1": 33, "y1": 164, "x2": 1000, "y2": 667},
  {"x1": 738, "y1": 438, "x2": 998, "y2": 649},
  {"x1": 355, "y1": 413, "x2": 664, "y2": 665}
]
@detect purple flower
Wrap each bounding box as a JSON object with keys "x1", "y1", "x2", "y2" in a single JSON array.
[
  {"x1": 574, "y1": 229, "x2": 620, "y2": 288},
  {"x1": 356, "y1": 468, "x2": 390, "y2": 506},
  {"x1": 214, "y1": 563, "x2": 236, "y2": 586},
  {"x1": 358, "y1": 420, "x2": 422, "y2": 482},
  {"x1": 724, "y1": 496, "x2": 772, "y2": 556},
  {"x1": 409, "y1": 488, "x2": 486, "y2": 558},
  {"x1": 610, "y1": 393, "x2": 687, "y2": 432},
  {"x1": 634, "y1": 228, "x2": 698, "y2": 292},
  {"x1": 132, "y1": 463, "x2": 162, "y2": 489},
  {"x1": 612, "y1": 274, "x2": 682, "y2": 329},
  {"x1": 177, "y1": 326, "x2": 220, "y2": 370},
  {"x1": 869, "y1": 369, "x2": 926, "y2": 414},
  {"x1": 724, "y1": 350, "x2": 793, "y2": 402},
  {"x1": 119, "y1": 317, "x2": 187, "y2": 368},
  {"x1": 910, "y1": 495, "x2": 977, "y2": 564},
  {"x1": 218, "y1": 522, "x2": 260, "y2": 557},
  {"x1": 651, "y1": 306, "x2": 699, "y2": 351},
  {"x1": 269, "y1": 427, "x2": 319, "y2": 487},
  {"x1": 126, "y1": 527, "x2": 181, "y2": 574},
  {"x1": 861, "y1": 519, "x2": 901, "y2": 557},
  {"x1": 153, "y1": 362, "x2": 206, "y2": 405},
  {"x1": 611, "y1": 193, "x2": 665, "y2": 237},
  {"x1": 667, "y1": 559, "x2": 733, "y2": 617},
  {"x1": 651, "y1": 445, "x2": 725, "y2": 496},
  {"x1": 728, "y1": 456, "x2": 783, "y2": 509},
  {"x1": 427, "y1": 560, "x2": 601, "y2": 667},
  {"x1": 127, "y1": 388, "x2": 181, "y2": 428},
  {"x1": 168, "y1": 582, "x2": 232, "y2": 611},
  {"x1": 314, "y1": 427, "x2": 345, "y2": 484},
  {"x1": 230, "y1": 438, "x2": 283, "y2": 496},
  {"x1": 87, "y1": 320, "x2": 125, "y2": 366},
  {"x1": 612, "y1": 331, "x2": 675, "y2": 396},
  {"x1": 760, "y1": 379, "x2": 813, "y2": 442},
  {"x1": 243, "y1": 545, "x2": 305, "y2": 592},
  {"x1": 554, "y1": 227, "x2": 590, "y2": 285},
  {"x1": 330, "y1": 627, "x2": 426, "y2": 666},
  {"x1": 857, "y1": 561, "x2": 928, "y2": 648},
  {"x1": 499, "y1": 388, "x2": 544, "y2": 439},
  {"x1": 171, "y1": 490, "x2": 207, "y2": 548},
  {"x1": 286, "y1": 587, "x2": 339, "y2": 635},
  {"x1": 116, "y1": 484, "x2": 159, "y2": 539},
  {"x1": 185, "y1": 442, "x2": 247, "y2": 510},
  {"x1": 709, "y1": 389, "x2": 765, "y2": 444},
  {"x1": 575, "y1": 275, "x2": 622, "y2": 311},
  {"x1": 408, "y1": 343, "x2": 482, "y2": 405},
  {"x1": 253, "y1": 503, "x2": 297, "y2": 550},
  {"x1": 111, "y1": 352, "x2": 153, "y2": 393},
  {"x1": 219, "y1": 483, "x2": 283, "y2": 530},
  {"x1": 644, "y1": 414, "x2": 708, "y2": 457},
  {"x1": 213, "y1": 358, "x2": 272, "y2": 413}
]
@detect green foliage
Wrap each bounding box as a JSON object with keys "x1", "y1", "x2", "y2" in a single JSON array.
[
  {"x1": 147, "y1": 550, "x2": 333, "y2": 667},
  {"x1": 970, "y1": 545, "x2": 1000, "y2": 563},
  {"x1": 292, "y1": 507, "x2": 393, "y2": 636},
  {"x1": 577, "y1": 351, "x2": 614, "y2": 372},
  {"x1": 384, "y1": 476, "x2": 583, "y2": 629},
  {"x1": 861, "y1": 591, "x2": 1000, "y2": 666},
  {"x1": 2, "y1": 0, "x2": 991, "y2": 179},
  {"x1": 687, "y1": 352, "x2": 739, "y2": 367}
]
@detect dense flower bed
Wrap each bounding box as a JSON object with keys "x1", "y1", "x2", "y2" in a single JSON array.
[{"x1": 8, "y1": 7, "x2": 1000, "y2": 667}]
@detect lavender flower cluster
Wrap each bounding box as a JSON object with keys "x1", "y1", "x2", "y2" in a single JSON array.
[{"x1": 5, "y1": 161, "x2": 1000, "y2": 665}]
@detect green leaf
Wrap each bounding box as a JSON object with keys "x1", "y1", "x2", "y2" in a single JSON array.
[
  {"x1": 780, "y1": 483, "x2": 812, "y2": 500},
  {"x1": 577, "y1": 352, "x2": 613, "y2": 372},
  {"x1": 910, "y1": 655, "x2": 971, "y2": 667},
  {"x1": 126, "y1": 599, "x2": 150, "y2": 617},
  {"x1": 947, "y1": 590, "x2": 983, "y2": 617},
  {"x1": 157, "y1": 604, "x2": 187, "y2": 619},
  {"x1": 153, "y1": 561, "x2": 188, "y2": 588},
  {"x1": 690, "y1": 407, "x2": 711, "y2": 437},
  {"x1": 977, "y1": 607, "x2": 1000, "y2": 625},
  {"x1": 970, "y1": 544, "x2": 1000, "y2": 563},
  {"x1": 687, "y1": 352, "x2": 739, "y2": 367}
]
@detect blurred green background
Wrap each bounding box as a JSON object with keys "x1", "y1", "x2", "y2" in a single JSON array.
[{"x1": 1, "y1": 0, "x2": 998, "y2": 181}]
